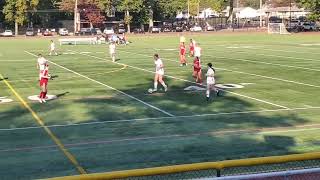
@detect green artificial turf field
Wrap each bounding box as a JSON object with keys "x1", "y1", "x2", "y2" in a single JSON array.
[{"x1": 1, "y1": 33, "x2": 320, "y2": 179}]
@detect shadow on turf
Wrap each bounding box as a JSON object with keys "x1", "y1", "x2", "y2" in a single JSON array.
[{"x1": 0, "y1": 74, "x2": 314, "y2": 179}]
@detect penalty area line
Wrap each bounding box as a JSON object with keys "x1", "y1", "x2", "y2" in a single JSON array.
[
  {"x1": 24, "y1": 50, "x2": 174, "y2": 117},
  {"x1": 1, "y1": 106, "x2": 320, "y2": 132}
]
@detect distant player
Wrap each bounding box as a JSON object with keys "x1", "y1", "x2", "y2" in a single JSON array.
[
  {"x1": 194, "y1": 42, "x2": 202, "y2": 59},
  {"x1": 152, "y1": 54, "x2": 168, "y2": 92},
  {"x1": 39, "y1": 64, "x2": 51, "y2": 103},
  {"x1": 49, "y1": 40, "x2": 57, "y2": 56},
  {"x1": 206, "y1": 63, "x2": 220, "y2": 101},
  {"x1": 109, "y1": 41, "x2": 116, "y2": 62},
  {"x1": 189, "y1": 39, "x2": 195, "y2": 57},
  {"x1": 179, "y1": 42, "x2": 187, "y2": 66},
  {"x1": 193, "y1": 56, "x2": 202, "y2": 84},
  {"x1": 37, "y1": 54, "x2": 48, "y2": 80}
]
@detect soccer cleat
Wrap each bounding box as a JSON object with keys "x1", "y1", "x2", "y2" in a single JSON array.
[
  {"x1": 217, "y1": 90, "x2": 222, "y2": 97},
  {"x1": 152, "y1": 89, "x2": 157, "y2": 92},
  {"x1": 206, "y1": 97, "x2": 209, "y2": 101},
  {"x1": 42, "y1": 99, "x2": 46, "y2": 103},
  {"x1": 164, "y1": 86, "x2": 168, "y2": 92}
]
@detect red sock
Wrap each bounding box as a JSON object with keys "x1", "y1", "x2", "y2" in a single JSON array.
[{"x1": 39, "y1": 92, "x2": 44, "y2": 98}]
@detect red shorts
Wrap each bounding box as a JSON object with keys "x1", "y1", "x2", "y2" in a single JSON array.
[
  {"x1": 40, "y1": 78, "x2": 48, "y2": 86},
  {"x1": 180, "y1": 51, "x2": 186, "y2": 55},
  {"x1": 193, "y1": 69, "x2": 201, "y2": 73},
  {"x1": 190, "y1": 47, "x2": 194, "y2": 52}
]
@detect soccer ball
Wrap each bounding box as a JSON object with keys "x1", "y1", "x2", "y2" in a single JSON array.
[{"x1": 148, "y1": 88, "x2": 154, "y2": 94}]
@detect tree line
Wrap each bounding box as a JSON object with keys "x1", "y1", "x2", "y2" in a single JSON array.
[{"x1": 0, "y1": 0, "x2": 319, "y2": 32}]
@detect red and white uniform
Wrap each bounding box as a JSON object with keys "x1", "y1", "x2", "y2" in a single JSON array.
[
  {"x1": 193, "y1": 58, "x2": 201, "y2": 72},
  {"x1": 50, "y1": 42, "x2": 55, "y2": 51},
  {"x1": 38, "y1": 57, "x2": 48, "y2": 71},
  {"x1": 180, "y1": 44, "x2": 186, "y2": 55},
  {"x1": 206, "y1": 68, "x2": 215, "y2": 85},
  {"x1": 189, "y1": 41, "x2": 194, "y2": 54},
  {"x1": 40, "y1": 69, "x2": 49, "y2": 86}
]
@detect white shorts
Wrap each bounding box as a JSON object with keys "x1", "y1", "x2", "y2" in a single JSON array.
[
  {"x1": 156, "y1": 70, "x2": 164, "y2": 76},
  {"x1": 207, "y1": 78, "x2": 215, "y2": 85},
  {"x1": 51, "y1": 48, "x2": 55, "y2": 51},
  {"x1": 109, "y1": 50, "x2": 115, "y2": 55}
]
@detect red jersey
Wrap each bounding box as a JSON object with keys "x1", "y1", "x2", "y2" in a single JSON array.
[
  {"x1": 193, "y1": 58, "x2": 201, "y2": 71},
  {"x1": 180, "y1": 44, "x2": 186, "y2": 55},
  {"x1": 40, "y1": 69, "x2": 49, "y2": 80},
  {"x1": 189, "y1": 42, "x2": 194, "y2": 51}
]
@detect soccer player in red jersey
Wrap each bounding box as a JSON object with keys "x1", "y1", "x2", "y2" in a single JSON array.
[
  {"x1": 179, "y1": 42, "x2": 187, "y2": 66},
  {"x1": 189, "y1": 39, "x2": 195, "y2": 57},
  {"x1": 193, "y1": 56, "x2": 202, "y2": 84},
  {"x1": 39, "y1": 64, "x2": 51, "y2": 103}
]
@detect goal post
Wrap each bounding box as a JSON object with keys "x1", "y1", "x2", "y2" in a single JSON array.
[{"x1": 268, "y1": 23, "x2": 290, "y2": 34}]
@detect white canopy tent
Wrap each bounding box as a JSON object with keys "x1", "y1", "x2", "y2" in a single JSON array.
[{"x1": 235, "y1": 7, "x2": 259, "y2": 19}]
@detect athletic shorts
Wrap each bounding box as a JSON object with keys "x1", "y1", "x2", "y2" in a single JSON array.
[{"x1": 40, "y1": 79, "x2": 48, "y2": 86}]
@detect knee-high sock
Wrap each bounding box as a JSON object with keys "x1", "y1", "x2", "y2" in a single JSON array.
[
  {"x1": 161, "y1": 82, "x2": 167, "y2": 88},
  {"x1": 206, "y1": 89, "x2": 210, "y2": 98},
  {"x1": 154, "y1": 82, "x2": 158, "y2": 90}
]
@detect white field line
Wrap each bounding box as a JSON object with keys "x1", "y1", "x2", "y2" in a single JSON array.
[
  {"x1": 1, "y1": 106, "x2": 320, "y2": 132},
  {"x1": 3, "y1": 118, "x2": 320, "y2": 153},
  {"x1": 201, "y1": 43, "x2": 320, "y2": 56},
  {"x1": 25, "y1": 51, "x2": 174, "y2": 117},
  {"x1": 0, "y1": 59, "x2": 34, "y2": 62},
  {"x1": 139, "y1": 49, "x2": 320, "y2": 89},
  {"x1": 208, "y1": 47, "x2": 320, "y2": 63},
  {"x1": 74, "y1": 50, "x2": 289, "y2": 109},
  {"x1": 205, "y1": 53, "x2": 320, "y2": 72}
]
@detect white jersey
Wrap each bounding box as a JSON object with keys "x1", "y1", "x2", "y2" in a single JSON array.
[
  {"x1": 206, "y1": 68, "x2": 215, "y2": 84},
  {"x1": 155, "y1": 58, "x2": 164, "y2": 75},
  {"x1": 50, "y1": 42, "x2": 55, "y2": 51},
  {"x1": 109, "y1": 44, "x2": 116, "y2": 54},
  {"x1": 37, "y1": 57, "x2": 48, "y2": 71},
  {"x1": 194, "y1": 46, "x2": 201, "y2": 57}
]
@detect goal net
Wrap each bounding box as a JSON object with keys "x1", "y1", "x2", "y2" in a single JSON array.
[{"x1": 268, "y1": 23, "x2": 290, "y2": 34}]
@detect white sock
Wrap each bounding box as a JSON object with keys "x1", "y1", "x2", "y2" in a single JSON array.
[
  {"x1": 206, "y1": 90, "x2": 210, "y2": 98},
  {"x1": 154, "y1": 82, "x2": 158, "y2": 90},
  {"x1": 161, "y1": 82, "x2": 167, "y2": 88}
]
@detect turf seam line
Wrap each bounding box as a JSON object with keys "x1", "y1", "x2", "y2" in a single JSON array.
[
  {"x1": 100, "y1": 50, "x2": 289, "y2": 109},
  {"x1": 25, "y1": 51, "x2": 174, "y2": 117},
  {"x1": 1, "y1": 106, "x2": 320, "y2": 132},
  {"x1": 0, "y1": 74, "x2": 87, "y2": 174}
]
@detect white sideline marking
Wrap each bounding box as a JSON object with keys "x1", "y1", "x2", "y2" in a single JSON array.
[
  {"x1": 1, "y1": 106, "x2": 320, "y2": 132},
  {"x1": 148, "y1": 49, "x2": 320, "y2": 88},
  {"x1": 77, "y1": 50, "x2": 289, "y2": 109},
  {"x1": 205, "y1": 53, "x2": 320, "y2": 73},
  {"x1": 25, "y1": 51, "x2": 174, "y2": 117}
]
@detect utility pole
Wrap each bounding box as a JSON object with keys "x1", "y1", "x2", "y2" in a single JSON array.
[
  {"x1": 289, "y1": 0, "x2": 292, "y2": 26},
  {"x1": 74, "y1": 0, "x2": 78, "y2": 34},
  {"x1": 259, "y1": 0, "x2": 263, "y2": 27}
]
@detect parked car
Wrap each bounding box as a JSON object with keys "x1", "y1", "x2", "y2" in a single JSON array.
[
  {"x1": 150, "y1": 26, "x2": 161, "y2": 33},
  {"x1": 162, "y1": 22, "x2": 172, "y2": 32},
  {"x1": 43, "y1": 29, "x2": 53, "y2": 36},
  {"x1": 95, "y1": 28, "x2": 102, "y2": 35},
  {"x1": 133, "y1": 28, "x2": 145, "y2": 34},
  {"x1": 58, "y1": 28, "x2": 69, "y2": 36},
  {"x1": 103, "y1": 27, "x2": 114, "y2": 35},
  {"x1": 190, "y1": 25, "x2": 202, "y2": 32},
  {"x1": 26, "y1": 28, "x2": 35, "y2": 36},
  {"x1": 205, "y1": 23, "x2": 215, "y2": 31},
  {"x1": 301, "y1": 22, "x2": 318, "y2": 31},
  {"x1": 79, "y1": 28, "x2": 97, "y2": 35},
  {"x1": 118, "y1": 24, "x2": 126, "y2": 34},
  {"x1": 175, "y1": 25, "x2": 184, "y2": 32},
  {"x1": 1, "y1": 30, "x2": 13, "y2": 37}
]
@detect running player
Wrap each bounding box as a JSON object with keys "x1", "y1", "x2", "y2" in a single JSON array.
[
  {"x1": 193, "y1": 56, "x2": 202, "y2": 84},
  {"x1": 152, "y1": 54, "x2": 168, "y2": 92},
  {"x1": 37, "y1": 54, "x2": 48, "y2": 80},
  {"x1": 179, "y1": 42, "x2": 187, "y2": 66},
  {"x1": 109, "y1": 41, "x2": 116, "y2": 62},
  {"x1": 49, "y1": 40, "x2": 58, "y2": 56},
  {"x1": 206, "y1": 63, "x2": 220, "y2": 101},
  {"x1": 39, "y1": 64, "x2": 51, "y2": 103},
  {"x1": 189, "y1": 39, "x2": 195, "y2": 57}
]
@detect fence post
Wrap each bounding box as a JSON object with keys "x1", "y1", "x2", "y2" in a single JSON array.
[{"x1": 217, "y1": 169, "x2": 221, "y2": 177}]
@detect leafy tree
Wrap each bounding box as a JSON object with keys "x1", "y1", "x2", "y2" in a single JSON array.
[
  {"x1": 296, "y1": 0, "x2": 320, "y2": 21},
  {"x1": 266, "y1": 0, "x2": 294, "y2": 7},
  {"x1": 3, "y1": 0, "x2": 39, "y2": 34},
  {"x1": 240, "y1": 0, "x2": 266, "y2": 9},
  {"x1": 158, "y1": 0, "x2": 187, "y2": 18},
  {"x1": 116, "y1": 0, "x2": 143, "y2": 33},
  {"x1": 200, "y1": 0, "x2": 227, "y2": 13},
  {"x1": 59, "y1": 0, "x2": 107, "y2": 27}
]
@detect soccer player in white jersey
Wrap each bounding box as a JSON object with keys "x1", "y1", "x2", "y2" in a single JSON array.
[
  {"x1": 206, "y1": 63, "x2": 220, "y2": 101},
  {"x1": 109, "y1": 41, "x2": 116, "y2": 62},
  {"x1": 49, "y1": 40, "x2": 58, "y2": 56},
  {"x1": 37, "y1": 54, "x2": 48, "y2": 80},
  {"x1": 194, "y1": 43, "x2": 202, "y2": 59},
  {"x1": 153, "y1": 54, "x2": 168, "y2": 92}
]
